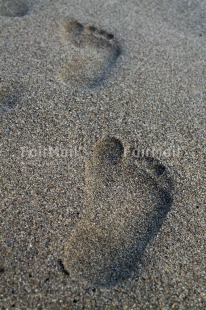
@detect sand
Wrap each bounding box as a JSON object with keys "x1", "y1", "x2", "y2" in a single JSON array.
[{"x1": 0, "y1": 0, "x2": 205, "y2": 309}]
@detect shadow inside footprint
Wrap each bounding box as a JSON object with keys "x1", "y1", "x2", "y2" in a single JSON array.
[
  {"x1": 0, "y1": 82, "x2": 21, "y2": 113},
  {"x1": 61, "y1": 20, "x2": 121, "y2": 89},
  {"x1": 0, "y1": 0, "x2": 28, "y2": 17},
  {"x1": 63, "y1": 137, "x2": 173, "y2": 286}
]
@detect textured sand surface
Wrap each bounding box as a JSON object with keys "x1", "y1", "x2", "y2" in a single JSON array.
[{"x1": 0, "y1": 0, "x2": 205, "y2": 309}]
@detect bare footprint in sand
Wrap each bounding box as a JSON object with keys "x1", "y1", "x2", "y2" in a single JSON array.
[
  {"x1": 157, "y1": 0, "x2": 206, "y2": 36},
  {"x1": 62, "y1": 137, "x2": 173, "y2": 286},
  {"x1": 0, "y1": 82, "x2": 21, "y2": 113},
  {"x1": 61, "y1": 20, "x2": 121, "y2": 89},
  {"x1": 0, "y1": 0, "x2": 29, "y2": 17}
]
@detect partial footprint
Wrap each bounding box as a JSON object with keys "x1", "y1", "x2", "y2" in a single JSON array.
[
  {"x1": 63, "y1": 137, "x2": 173, "y2": 286},
  {"x1": 0, "y1": 82, "x2": 21, "y2": 113},
  {"x1": 157, "y1": 0, "x2": 206, "y2": 36},
  {"x1": 61, "y1": 20, "x2": 121, "y2": 89},
  {"x1": 0, "y1": 0, "x2": 29, "y2": 17}
]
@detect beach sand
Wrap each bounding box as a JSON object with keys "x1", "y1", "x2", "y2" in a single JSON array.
[{"x1": 0, "y1": 0, "x2": 205, "y2": 308}]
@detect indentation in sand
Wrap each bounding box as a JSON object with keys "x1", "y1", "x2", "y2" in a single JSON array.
[
  {"x1": 0, "y1": 260, "x2": 4, "y2": 273},
  {"x1": 61, "y1": 19, "x2": 121, "y2": 89},
  {"x1": 63, "y1": 137, "x2": 173, "y2": 286},
  {"x1": 0, "y1": 82, "x2": 20, "y2": 113},
  {"x1": 0, "y1": 0, "x2": 29, "y2": 17},
  {"x1": 158, "y1": 0, "x2": 206, "y2": 35}
]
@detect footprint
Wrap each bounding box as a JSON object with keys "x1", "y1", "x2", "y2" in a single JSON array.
[
  {"x1": 0, "y1": 0, "x2": 28, "y2": 17},
  {"x1": 157, "y1": 0, "x2": 206, "y2": 36},
  {"x1": 61, "y1": 20, "x2": 121, "y2": 89},
  {"x1": 62, "y1": 137, "x2": 173, "y2": 286},
  {"x1": 0, "y1": 82, "x2": 20, "y2": 113},
  {"x1": 0, "y1": 245, "x2": 6, "y2": 274}
]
